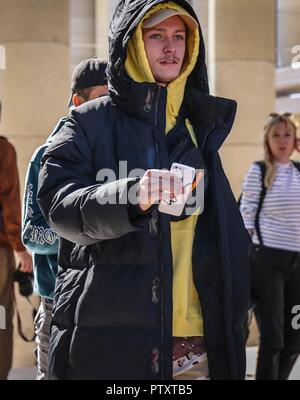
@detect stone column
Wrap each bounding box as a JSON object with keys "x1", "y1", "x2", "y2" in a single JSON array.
[
  {"x1": 276, "y1": 0, "x2": 300, "y2": 129},
  {"x1": 208, "y1": 0, "x2": 276, "y2": 195},
  {"x1": 190, "y1": 0, "x2": 209, "y2": 58},
  {"x1": 70, "y1": 0, "x2": 96, "y2": 71},
  {"x1": 277, "y1": 0, "x2": 300, "y2": 68},
  {"x1": 0, "y1": 0, "x2": 70, "y2": 370},
  {"x1": 95, "y1": 0, "x2": 110, "y2": 60}
]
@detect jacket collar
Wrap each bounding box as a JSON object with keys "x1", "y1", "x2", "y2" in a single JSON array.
[
  {"x1": 183, "y1": 88, "x2": 237, "y2": 152},
  {"x1": 109, "y1": 76, "x2": 167, "y2": 120},
  {"x1": 110, "y1": 79, "x2": 237, "y2": 154}
]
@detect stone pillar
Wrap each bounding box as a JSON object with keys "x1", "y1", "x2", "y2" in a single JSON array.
[
  {"x1": 276, "y1": 0, "x2": 300, "y2": 130},
  {"x1": 190, "y1": 0, "x2": 209, "y2": 58},
  {"x1": 208, "y1": 0, "x2": 276, "y2": 196},
  {"x1": 277, "y1": 0, "x2": 300, "y2": 68},
  {"x1": 70, "y1": 0, "x2": 96, "y2": 72},
  {"x1": 95, "y1": 0, "x2": 110, "y2": 60},
  {"x1": 0, "y1": 0, "x2": 70, "y2": 370}
]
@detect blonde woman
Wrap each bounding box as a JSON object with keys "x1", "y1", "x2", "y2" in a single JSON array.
[{"x1": 240, "y1": 113, "x2": 300, "y2": 380}]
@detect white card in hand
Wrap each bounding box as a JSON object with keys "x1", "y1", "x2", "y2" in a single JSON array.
[{"x1": 158, "y1": 163, "x2": 195, "y2": 216}]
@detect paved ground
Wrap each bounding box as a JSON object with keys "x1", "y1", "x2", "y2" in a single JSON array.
[
  {"x1": 8, "y1": 366, "x2": 37, "y2": 380},
  {"x1": 246, "y1": 346, "x2": 300, "y2": 380},
  {"x1": 7, "y1": 347, "x2": 300, "y2": 380}
]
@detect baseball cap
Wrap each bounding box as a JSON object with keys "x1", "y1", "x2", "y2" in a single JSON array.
[
  {"x1": 142, "y1": 8, "x2": 198, "y2": 31},
  {"x1": 68, "y1": 57, "x2": 108, "y2": 107}
]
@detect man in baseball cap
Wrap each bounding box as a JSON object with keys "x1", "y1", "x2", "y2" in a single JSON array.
[{"x1": 68, "y1": 57, "x2": 108, "y2": 107}]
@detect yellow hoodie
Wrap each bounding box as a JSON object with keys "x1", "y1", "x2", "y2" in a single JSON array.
[{"x1": 125, "y1": 2, "x2": 203, "y2": 337}]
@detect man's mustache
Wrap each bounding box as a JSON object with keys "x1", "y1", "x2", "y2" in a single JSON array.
[{"x1": 158, "y1": 56, "x2": 179, "y2": 63}]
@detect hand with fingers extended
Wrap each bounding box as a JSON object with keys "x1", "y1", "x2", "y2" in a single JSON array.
[{"x1": 137, "y1": 169, "x2": 184, "y2": 212}]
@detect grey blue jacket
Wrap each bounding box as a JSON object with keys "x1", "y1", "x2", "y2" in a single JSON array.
[{"x1": 22, "y1": 118, "x2": 66, "y2": 299}]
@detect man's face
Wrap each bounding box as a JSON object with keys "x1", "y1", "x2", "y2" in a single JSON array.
[
  {"x1": 142, "y1": 15, "x2": 186, "y2": 84},
  {"x1": 87, "y1": 85, "x2": 109, "y2": 101}
]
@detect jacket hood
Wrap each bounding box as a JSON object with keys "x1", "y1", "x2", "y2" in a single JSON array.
[
  {"x1": 124, "y1": 2, "x2": 200, "y2": 133},
  {"x1": 107, "y1": 0, "x2": 209, "y2": 116}
]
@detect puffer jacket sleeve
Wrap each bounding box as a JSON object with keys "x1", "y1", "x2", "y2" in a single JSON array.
[{"x1": 37, "y1": 114, "x2": 147, "y2": 246}]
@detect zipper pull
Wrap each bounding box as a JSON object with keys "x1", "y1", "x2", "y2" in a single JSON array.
[
  {"x1": 149, "y1": 209, "x2": 158, "y2": 236},
  {"x1": 152, "y1": 277, "x2": 160, "y2": 304},
  {"x1": 144, "y1": 89, "x2": 154, "y2": 113},
  {"x1": 151, "y1": 347, "x2": 160, "y2": 374}
]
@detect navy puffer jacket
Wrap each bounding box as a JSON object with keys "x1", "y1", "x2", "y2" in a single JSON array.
[{"x1": 38, "y1": 0, "x2": 250, "y2": 380}]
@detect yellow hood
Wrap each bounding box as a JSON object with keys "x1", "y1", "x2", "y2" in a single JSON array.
[{"x1": 125, "y1": 1, "x2": 200, "y2": 133}]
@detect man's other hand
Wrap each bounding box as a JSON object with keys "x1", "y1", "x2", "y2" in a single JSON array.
[{"x1": 15, "y1": 250, "x2": 33, "y2": 273}]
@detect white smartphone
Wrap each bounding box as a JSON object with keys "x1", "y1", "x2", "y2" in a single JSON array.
[{"x1": 158, "y1": 163, "x2": 196, "y2": 216}]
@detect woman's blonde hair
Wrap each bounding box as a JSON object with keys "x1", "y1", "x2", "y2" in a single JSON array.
[{"x1": 263, "y1": 113, "x2": 298, "y2": 188}]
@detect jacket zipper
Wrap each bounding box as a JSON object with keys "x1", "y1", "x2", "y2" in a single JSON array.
[
  {"x1": 152, "y1": 85, "x2": 166, "y2": 379},
  {"x1": 154, "y1": 86, "x2": 161, "y2": 167}
]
